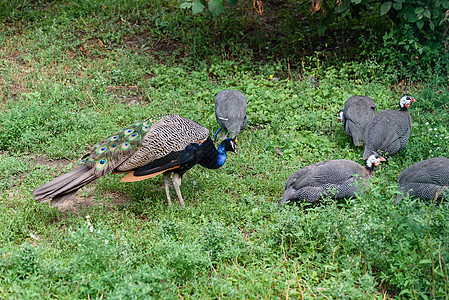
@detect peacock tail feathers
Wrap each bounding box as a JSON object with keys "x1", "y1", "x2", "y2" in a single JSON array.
[{"x1": 78, "y1": 113, "x2": 175, "y2": 177}]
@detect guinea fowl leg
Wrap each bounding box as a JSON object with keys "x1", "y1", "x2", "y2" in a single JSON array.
[
  {"x1": 172, "y1": 173, "x2": 185, "y2": 207},
  {"x1": 163, "y1": 172, "x2": 172, "y2": 206}
]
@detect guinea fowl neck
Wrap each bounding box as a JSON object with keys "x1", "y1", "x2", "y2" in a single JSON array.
[{"x1": 364, "y1": 164, "x2": 376, "y2": 176}]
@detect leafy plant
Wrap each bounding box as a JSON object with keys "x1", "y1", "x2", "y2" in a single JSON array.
[{"x1": 180, "y1": 0, "x2": 238, "y2": 17}]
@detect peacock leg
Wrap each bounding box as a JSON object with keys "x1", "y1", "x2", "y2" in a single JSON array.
[
  {"x1": 163, "y1": 172, "x2": 172, "y2": 206},
  {"x1": 172, "y1": 173, "x2": 185, "y2": 207}
]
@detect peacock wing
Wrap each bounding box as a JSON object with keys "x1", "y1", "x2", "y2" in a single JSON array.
[
  {"x1": 116, "y1": 114, "x2": 210, "y2": 173},
  {"x1": 78, "y1": 113, "x2": 174, "y2": 177}
]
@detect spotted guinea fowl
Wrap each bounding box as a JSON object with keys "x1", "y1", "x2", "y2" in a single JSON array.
[
  {"x1": 396, "y1": 157, "x2": 449, "y2": 203},
  {"x1": 337, "y1": 95, "x2": 376, "y2": 146},
  {"x1": 279, "y1": 154, "x2": 385, "y2": 205},
  {"x1": 214, "y1": 89, "x2": 247, "y2": 140},
  {"x1": 32, "y1": 114, "x2": 236, "y2": 207},
  {"x1": 362, "y1": 94, "x2": 416, "y2": 160}
]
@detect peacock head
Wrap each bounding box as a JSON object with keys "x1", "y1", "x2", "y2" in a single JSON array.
[
  {"x1": 337, "y1": 110, "x2": 344, "y2": 123},
  {"x1": 221, "y1": 138, "x2": 237, "y2": 154},
  {"x1": 399, "y1": 94, "x2": 416, "y2": 109},
  {"x1": 365, "y1": 152, "x2": 386, "y2": 170}
]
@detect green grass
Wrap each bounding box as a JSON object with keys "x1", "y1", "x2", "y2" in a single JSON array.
[{"x1": 1, "y1": 0, "x2": 449, "y2": 299}]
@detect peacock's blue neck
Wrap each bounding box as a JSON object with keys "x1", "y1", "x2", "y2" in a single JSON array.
[
  {"x1": 198, "y1": 137, "x2": 228, "y2": 170},
  {"x1": 216, "y1": 142, "x2": 228, "y2": 167}
]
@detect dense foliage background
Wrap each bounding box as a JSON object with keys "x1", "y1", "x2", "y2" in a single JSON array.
[{"x1": 0, "y1": 0, "x2": 448, "y2": 298}]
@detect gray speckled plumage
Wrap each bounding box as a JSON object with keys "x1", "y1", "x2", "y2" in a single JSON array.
[
  {"x1": 279, "y1": 156, "x2": 382, "y2": 205},
  {"x1": 363, "y1": 94, "x2": 416, "y2": 160},
  {"x1": 215, "y1": 90, "x2": 247, "y2": 139},
  {"x1": 397, "y1": 157, "x2": 449, "y2": 202},
  {"x1": 32, "y1": 114, "x2": 236, "y2": 207},
  {"x1": 340, "y1": 95, "x2": 376, "y2": 146}
]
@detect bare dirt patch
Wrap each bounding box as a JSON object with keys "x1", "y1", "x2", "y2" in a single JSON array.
[
  {"x1": 55, "y1": 186, "x2": 130, "y2": 215},
  {"x1": 123, "y1": 31, "x2": 186, "y2": 62},
  {"x1": 0, "y1": 52, "x2": 32, "y2": 101},
  {"x1": 107, "y1": 85, "x2": 151, "y2": 106},
  {"x1": 32, "y1": 155, "x2": 72, "y2": 170},
  {"x1": 30, "y1": 154, "x2": 130, "y2": 214}
]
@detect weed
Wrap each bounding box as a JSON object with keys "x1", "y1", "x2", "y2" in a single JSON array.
[{"x1": 0, "y1": 1, "x2": 448, "y2": 298}]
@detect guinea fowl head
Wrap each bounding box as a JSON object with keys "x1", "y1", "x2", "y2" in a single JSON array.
[
  {"x1": 337, "y1": 110, "x2": 344, "y2": 122},
  {"x1": 399, "y1": 94, "x2": 416, "y2": 109},
  {"x1": 365, "y1": 153, "x2": 386, "y2": 170}
]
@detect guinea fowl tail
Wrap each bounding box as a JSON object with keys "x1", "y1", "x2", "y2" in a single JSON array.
[
  {"x1": 352, "y1": 135, "x2": 363, "y2": 147},
  {"x1": 32, "y1": 166, "x2": 97, "y2": 207}
]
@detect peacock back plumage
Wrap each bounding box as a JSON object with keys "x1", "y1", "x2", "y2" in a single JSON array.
[{"x1": 78, "y1": 113, "x2": 209, "y2": 176}]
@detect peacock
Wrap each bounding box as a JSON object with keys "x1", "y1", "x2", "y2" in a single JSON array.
[{"x1": 32, "y1": 114, "x2": 237, "y2": 207}]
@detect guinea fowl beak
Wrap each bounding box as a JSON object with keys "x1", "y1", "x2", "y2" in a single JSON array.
[
  {"x1": 410, "y1": 97, "x2": 417, "y2": 103},
  {"x1": 374, "y1": 156, "x2": 386, "y2": 167}
]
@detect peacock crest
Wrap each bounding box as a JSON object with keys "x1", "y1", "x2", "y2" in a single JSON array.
[{"x1": 78, "y1": 113, "x2": 174, "y2": 174}]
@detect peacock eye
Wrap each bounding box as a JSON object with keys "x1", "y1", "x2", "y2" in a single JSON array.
[
  {"x1": 99, "y1": 159, "x2": 106, "y2": 164},
  {"x1": 111, "y1": 144, "x2": 117, "y2": 148}
]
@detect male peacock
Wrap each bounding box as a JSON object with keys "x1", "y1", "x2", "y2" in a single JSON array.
[{"x1": 32, "y1": 114, "x2": 237, "y2": 207}]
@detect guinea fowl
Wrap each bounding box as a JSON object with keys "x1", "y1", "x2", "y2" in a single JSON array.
[
  {"x1": 338, "y1": 95, "x2": 376, "y2": 146},
  {"x1": 279, "y1": 154, "x2": 385, "y2": 205},
  {"x1": 396, "y1": 157, "x2": 449, "y2": 203},
  {"x1": 32, "y1": 114, "x2": 236, "y2": 207},
  {"x1": 362, "y1": 94, "x2": 416, "y2": 160},
  {"x1": 214, "y1": 89, "x2": 247, "y2": 140}
]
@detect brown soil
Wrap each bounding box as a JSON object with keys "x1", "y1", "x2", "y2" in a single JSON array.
[{"x1": 30, "y1": 155, "x2": 130, "y2": 213}]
